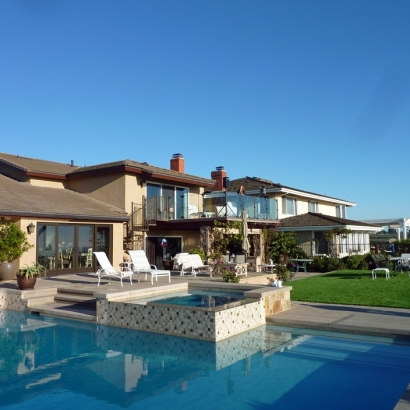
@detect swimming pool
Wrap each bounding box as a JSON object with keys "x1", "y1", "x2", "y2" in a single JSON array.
[{"x1": 1, "y1": 309, "x2": 410, "y2": 409}]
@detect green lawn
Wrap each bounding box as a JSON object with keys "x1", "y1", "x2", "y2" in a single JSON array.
[{"x1": 283, "y1": 270, "x2": 410, "y2": 308}]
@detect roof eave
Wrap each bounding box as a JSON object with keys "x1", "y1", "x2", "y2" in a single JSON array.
[{"x1": 0, "y1": 209, "x2": 129, "y2": 222}]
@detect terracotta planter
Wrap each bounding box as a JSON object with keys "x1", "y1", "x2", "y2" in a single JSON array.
[
  {"x1": 16, "y1": 275, "x2": 37, "y2": 290},
  {"x1": 1, "y1": 262, "x2": 16, "y2": 280}
]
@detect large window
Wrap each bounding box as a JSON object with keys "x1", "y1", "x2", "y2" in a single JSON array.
[{"x1": 282, "y1": 197, "x2": 297, "y2": 215}]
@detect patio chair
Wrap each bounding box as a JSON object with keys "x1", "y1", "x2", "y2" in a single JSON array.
[
  {"x1": 128, "y1": 250, "x2": 171, "y2": 285},
  {"x1": 178, "y1": 253, "x2": 212, "y2": 277},
  {"x1": 93, "y1": 252, "x2": 133, "y2": 287},
  {"x1": 371, "y1": 254, "x2": 391, "y2": 269}
]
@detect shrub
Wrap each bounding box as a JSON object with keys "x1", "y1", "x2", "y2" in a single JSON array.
[
  {"x1": 188, "y1": 247, "x2": 206, "y2": 261},
  {"x1": 0, "y1": 221, "x2": 33, "y2": 262},
  {"x1": 311, "y1": 255, "x2": 343, "y2": 272},
  {"x1": 342, "y1": 254, "x2": 368, "y2": 270},
  {"x1": 269, "y1": 231, "x2": 307, "y2": 263}
]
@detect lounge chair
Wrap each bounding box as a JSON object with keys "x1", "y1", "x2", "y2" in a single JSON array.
[
  {"x1": 176, "y1": 253, "x2": 212, "y2": 277},
  {"x1": 93, "y1": 252, "x2": 133, "y2": 287},
  {"x1": 128, "y1": 250, "x2": 171, "y2": 285}
]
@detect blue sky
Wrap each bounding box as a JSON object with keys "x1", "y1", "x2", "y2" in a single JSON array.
[{"x1": 1, "y1": 1, "x2": 409, "y2": 220}]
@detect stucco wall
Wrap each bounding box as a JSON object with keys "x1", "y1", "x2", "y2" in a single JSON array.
[
  {"x1": 28, "y1": 178, "x2": 67, "y2": 189},
  {"x1": 68, "y1": 173, "x2": 126, "y2": 210}
]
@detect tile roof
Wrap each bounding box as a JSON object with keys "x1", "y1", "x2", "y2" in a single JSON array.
[
  {"x1": 0, "y1": 152, "x2": 214, "y2": 186},
  {"x1": 0, "y1": 174, "x2": 128, "y2": 221},
  {"x1": 0, "y1": 152, "x2": 79, "y2": 175},
  {"x1": 279, "y1": 212, "x2": 377, "y2": 228},
  {"x1": 68, "y1": 159, "x2": 214, "y2": 185}
]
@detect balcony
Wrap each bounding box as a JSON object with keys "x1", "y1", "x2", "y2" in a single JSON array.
[
  {"x1": 131, "y1": 193, "x2": 277, "y2": 232},
  {"x1": 202, "y1": 192, "x2": 277, "y2": 220}
]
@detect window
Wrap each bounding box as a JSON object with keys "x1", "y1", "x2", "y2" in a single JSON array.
[
  {"x1": 309, "y1": 201, "x2": 318, "y2": 213},
  {"x1": 147, "y1": 183, "x2": 188, "y2": 220},
  {"x1": 282, "y1": 197, "x2": 297, "y2": 215},
  {"x1": 336, "y1": 205, "x2": 346, "y2": 219}
]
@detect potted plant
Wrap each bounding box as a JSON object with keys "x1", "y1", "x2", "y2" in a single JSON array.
[
  {"x1": 0, "y1": 221, "x2": 33, "y2": 280},
  {"x1": 16, "y1": 262, "x2": 46, "y2": 290}
]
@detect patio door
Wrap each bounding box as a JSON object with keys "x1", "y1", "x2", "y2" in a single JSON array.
[
  {"x1": 146, "y1": 236, "x2": 182, "y2": 269},
  {"x1": 37, "y1": 223, "x2": 112, "y2": 276}
]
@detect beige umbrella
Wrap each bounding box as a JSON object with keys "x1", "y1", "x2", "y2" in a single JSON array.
[{"x1": 241, "y1": 210, "x2": 250, "y2": 255}]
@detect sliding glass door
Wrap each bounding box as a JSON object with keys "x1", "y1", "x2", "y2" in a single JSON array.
[{"x1": 37, "y1": 223, "x2": 112, "y2": 275}]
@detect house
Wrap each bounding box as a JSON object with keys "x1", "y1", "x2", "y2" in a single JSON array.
[
  {"x1": 0, "y1": 153, "x2": 278, "y2": 276},
  {"x1": 227, "y1": 176, "x2": 379, "y2": 257},
  {"x1": 278, "y1": 213, "x2": 379, "y2": 257},
  {"x1": 0, "y1": 173, "x2": 128, "y2": 278}
]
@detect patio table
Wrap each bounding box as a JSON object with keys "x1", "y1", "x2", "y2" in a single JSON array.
[{"x1": 289, "y1": 259, "x2": 313, "y2": 274}]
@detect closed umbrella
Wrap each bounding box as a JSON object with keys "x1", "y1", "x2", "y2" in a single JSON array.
[{"x1": 241, "y1": 210, "x2": 250, "y2": 255}]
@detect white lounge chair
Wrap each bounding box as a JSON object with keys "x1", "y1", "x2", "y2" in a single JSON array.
[
  {"x1": 176, "y1": 253, "x2": 212, "y2": 277},
  {"x1": 128, "y1": 250, "x2": 171, "y2": 285},
  {"x1": 93, "y1": 252, "x2": 133, "y2": 287}
]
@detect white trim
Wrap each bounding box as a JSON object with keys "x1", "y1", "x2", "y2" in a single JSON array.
[
  {"x1": 278, "y1": 224, "x2": 380, "y2": 233},
  {"x1": 246, "y1": 187, "x2": 355, "y2": 207}
]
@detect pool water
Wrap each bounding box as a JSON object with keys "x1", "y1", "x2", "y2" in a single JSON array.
[
  {"x1": 150, "y1": 290, "x2": 245, "y2": 307},
  {"x1": 127, "y1": 289, "x2": 245, "y2": 307},
  {"x1": 1, "y1": 310, "x2": 410, "y2": 409}
]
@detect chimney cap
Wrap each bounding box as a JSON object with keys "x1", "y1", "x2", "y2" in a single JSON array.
[
  {"x1": 172, "y1": 153, "x2": 183, "y2": 159},
  {"x1": 215, "y1": 166, "x2": 224, "y2": 171},
  {"x1": 70, "y1": 160, "x2": 74, "y2": 166}
]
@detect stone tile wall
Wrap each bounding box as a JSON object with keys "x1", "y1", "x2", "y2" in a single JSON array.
[
  {"x1": 0, "y1": 290, "x2": 25, "y2": 312},
  {"x1": 97, "y1": 297, "x2": 265, "y2": 342}
]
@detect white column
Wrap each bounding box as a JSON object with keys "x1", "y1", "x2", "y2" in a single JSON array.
[{"x1": 402, "y1": 219, "x2": 407, "y2": 240}]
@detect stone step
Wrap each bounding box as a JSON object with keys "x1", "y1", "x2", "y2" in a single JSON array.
[
  {"x1": 54, "y1": 293, "x2": 95, "y2": 303},
  {"x1": 56, "y1": 287, "x2": 96, "y2": 296},
  {"x1": 24, "y1": 295, "x2": 56, "y2": 307},
  {"x1": 27, "y1": 304, "x2": 96, "y2": 322},
  {"x1": 20, "y1": 288, "x2": 57, "y2": 298}
]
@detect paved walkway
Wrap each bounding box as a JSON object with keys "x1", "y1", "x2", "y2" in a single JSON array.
[{"x1": 267, "y1": 301, "x2": 410, "y2": 338}]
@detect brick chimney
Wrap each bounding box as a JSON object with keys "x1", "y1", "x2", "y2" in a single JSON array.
[
  {"x1": 170, "y1": 153, "x2": 184, "y2": 173},
  {"x1": 211, "y1": 166, "x2": 227, "y2": 191}
]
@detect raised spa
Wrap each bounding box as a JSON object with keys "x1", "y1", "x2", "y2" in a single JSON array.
[{"x1": 96, "y1": 283, "x2": 291, "y2": 342}]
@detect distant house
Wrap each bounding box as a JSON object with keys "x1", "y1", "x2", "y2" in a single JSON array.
[
  {"x1": 278, "y1": 213, "x2": 379, "y2": 257},
  {"x1": 228, "y1": 176, "x2": 379, "y2": 257}
]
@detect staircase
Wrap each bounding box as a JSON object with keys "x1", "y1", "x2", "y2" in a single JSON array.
[{"x1": 23, "y1": 287, "x2": 97, "y2": 322}]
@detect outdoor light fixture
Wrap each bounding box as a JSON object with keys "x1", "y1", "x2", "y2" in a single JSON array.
[
  {"x1": 140, "y1": 180, "x2": 146, "y2": 188},
  {"x1": 27, "y1": 222, "x2": 35, "y2": 234}
]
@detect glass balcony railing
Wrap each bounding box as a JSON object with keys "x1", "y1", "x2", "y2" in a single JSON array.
[
  {"x1": 202, "y1": 192, "x2": 277, "y2": 220},
  {"x1": 141, "y1": 193, "x2": 278, "y2": 222}
]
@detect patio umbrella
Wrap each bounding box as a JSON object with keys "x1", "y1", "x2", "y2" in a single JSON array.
[{"x1": 241, "y1": 210, "x2": 250, "y2": 255}]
